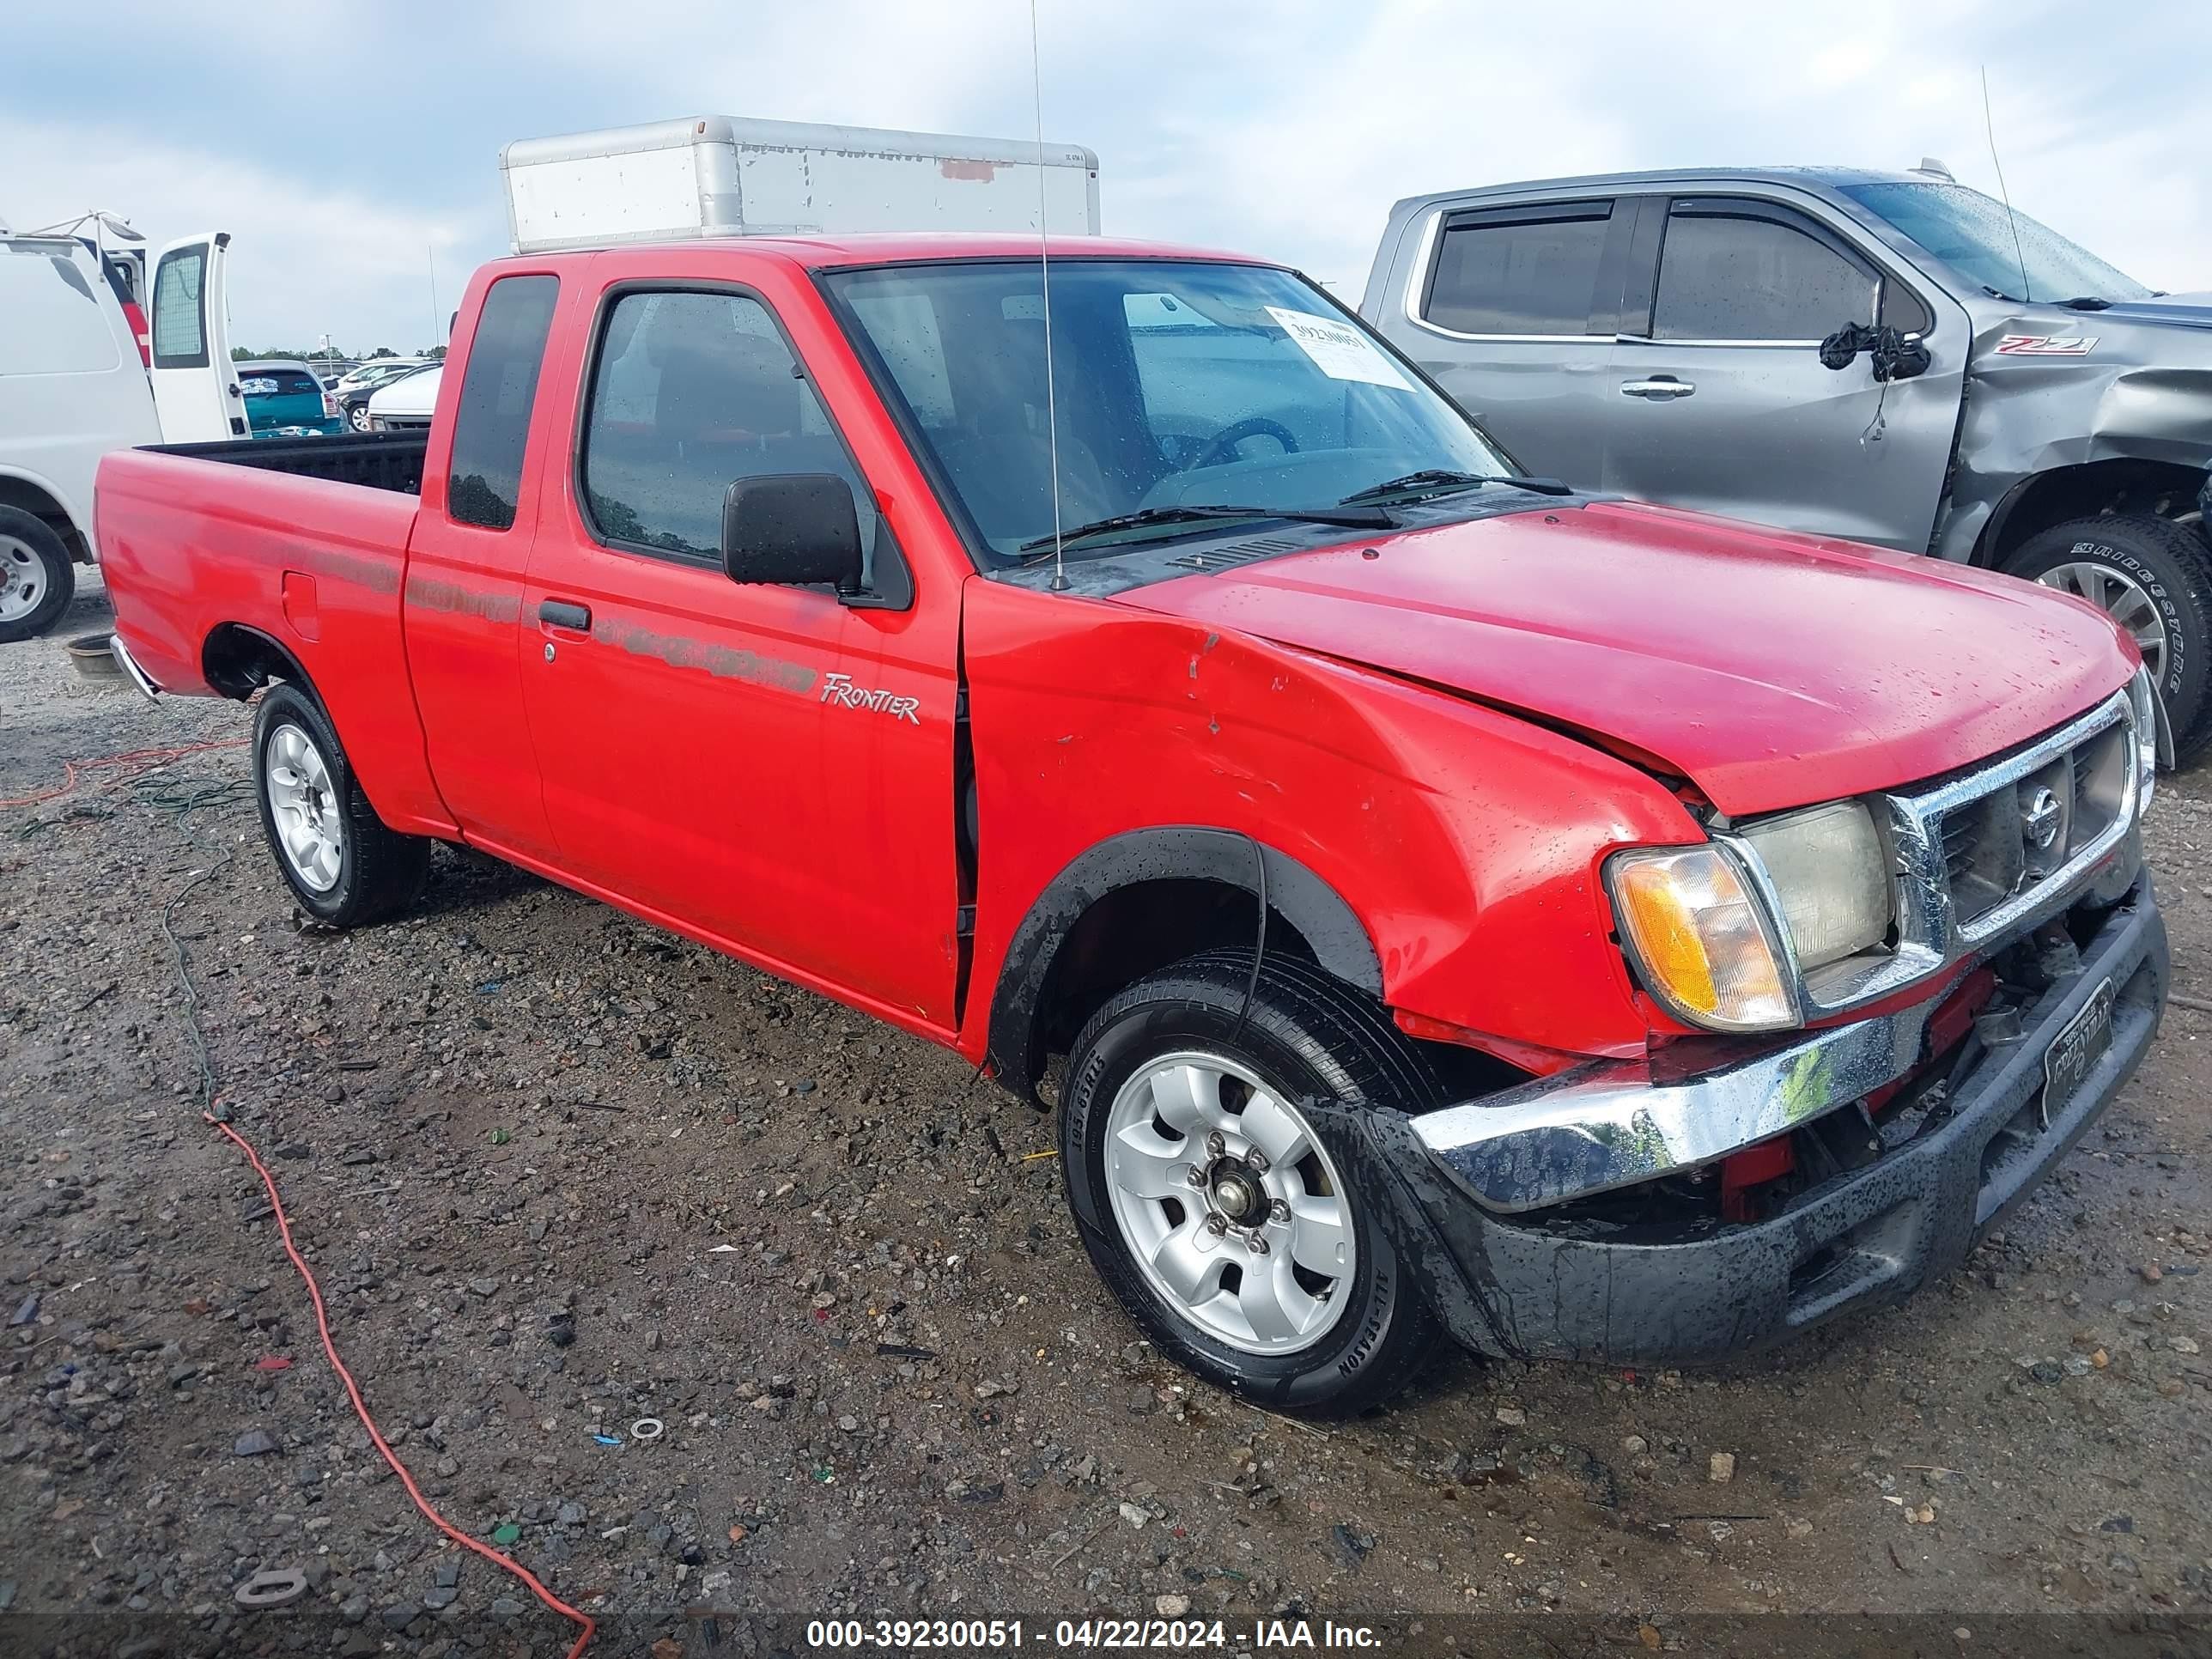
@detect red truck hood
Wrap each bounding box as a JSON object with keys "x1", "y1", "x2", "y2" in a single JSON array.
[{"x1": 1111, "y1": 500, "x2": 2135, "y2": 815}]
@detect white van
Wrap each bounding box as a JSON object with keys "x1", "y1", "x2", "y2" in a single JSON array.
[{"x1": 0, "y1": 226, "x2": 242, "y2": 640}]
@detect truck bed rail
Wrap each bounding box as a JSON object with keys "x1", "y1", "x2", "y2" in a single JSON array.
[{"x1": 141, "y1": 431, "x2": 427, "y2": 495}]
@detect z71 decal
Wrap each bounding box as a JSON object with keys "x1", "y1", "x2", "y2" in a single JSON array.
[
  {"x1": 820, "y1": 672, "x2": 921, "y2": 725},
  {"x1": 1995, "y1": 334, "x2": 2099, "y2": 356}
]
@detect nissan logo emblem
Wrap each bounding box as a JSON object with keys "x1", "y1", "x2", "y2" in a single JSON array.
[{"x1": 2022, "y1": 786, "x2": 2063, "y2": 852}]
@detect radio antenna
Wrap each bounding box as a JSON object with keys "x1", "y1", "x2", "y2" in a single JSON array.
[
  {"x1": 1029, "y1": 0, "x2": 1067, "y2": 591},
  {"x1": 1979, "y1": 66, "x2": 2032, "y2": 304}
]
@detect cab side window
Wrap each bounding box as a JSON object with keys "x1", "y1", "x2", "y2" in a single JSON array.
[
  {"x1": 580, "y1": 289, "x2": 877, "y2": 568},
  {"x1": 1651, "y1": 205, "x2": 1879, "y2": 342},
  {"x1": 1424, "y1": 204, "x2": 1614, "y2": 336}
]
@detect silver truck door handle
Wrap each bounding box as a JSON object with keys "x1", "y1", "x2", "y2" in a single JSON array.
[{"x1": 1620, "y1": 380, "x2": 1696, "y2": 399}]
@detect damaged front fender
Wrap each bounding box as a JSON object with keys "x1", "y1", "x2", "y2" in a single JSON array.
[{"x1": 1933, "y1": 313, "x2": 2212, "y2": 564}]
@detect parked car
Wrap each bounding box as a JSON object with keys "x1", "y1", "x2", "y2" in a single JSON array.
[
  {"x1": 332, "y1": 358, "x2": 430, "y2": 431},
  {"x1": 99, "y1": 233, "x2": 2164, "y2": 1413},
  {"x1": 0, "y1": 225, "x2": 161, "y2": 640},
  {"x1": 236, "y1": 359, "x2": 343, "y2": 438},
  {"x1": 1361, "y1": 164, "x2": 2212, "y2": 757},
  {"x1": 365, "y1": 362, "x2": 440, "y2": 431}
]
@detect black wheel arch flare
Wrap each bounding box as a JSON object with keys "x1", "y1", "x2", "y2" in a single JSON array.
[{"x1": 985, "y1": 826, "x2": 1385, "y2": 1106}]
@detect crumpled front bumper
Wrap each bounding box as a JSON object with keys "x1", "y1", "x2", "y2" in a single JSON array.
[{"x1": 1340, "y1": 875, "x2": 2166, "y2": 1367}]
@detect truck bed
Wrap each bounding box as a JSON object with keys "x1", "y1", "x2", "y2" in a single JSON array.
[{"x1": 143, "y1": 430, "x2": 427, "y2": 495}]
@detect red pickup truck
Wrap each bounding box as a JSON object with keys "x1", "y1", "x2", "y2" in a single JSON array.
[{"x1": 99, "y1": 234, "x2": 2166, "y2": 1413}]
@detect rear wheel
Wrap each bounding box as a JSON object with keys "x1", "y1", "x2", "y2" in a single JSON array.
[
  {"x1": 252, "y1": 684, "x2": 429, "y2": 927},
  {"x1": 2003, "y1": 514, "x2": 2212, "y2": 763},
  {"x1": 1060, "y1": 951, "x2": 1443, "y2": 1416},
  {"x1": 0, "y1": 507, "x2": 76, "y2": 644}
]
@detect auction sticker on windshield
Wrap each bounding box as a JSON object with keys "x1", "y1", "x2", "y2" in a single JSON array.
[{"x1": 1264, "y1": 307, "x2": 1413, "y2": 390}]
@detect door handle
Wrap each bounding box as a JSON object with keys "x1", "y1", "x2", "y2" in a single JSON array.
[
  {"x1": 1620, "y1": 380, "x2": 1696, "y2": 399},
  {"x1": 538, "y1": 599, "x2": 592, "y2": 631}
]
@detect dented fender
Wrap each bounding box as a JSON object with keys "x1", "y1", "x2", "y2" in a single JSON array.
[{"x1": 1933, "y1": 311, "x2": 2212, "y2": 564}]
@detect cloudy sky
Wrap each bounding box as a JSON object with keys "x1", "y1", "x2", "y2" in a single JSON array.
[{"x1": 8, "y1": 0, "x2": 2204, "y2": 352}]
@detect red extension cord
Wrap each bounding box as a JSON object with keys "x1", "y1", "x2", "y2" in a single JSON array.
[{"x1": 205, "y1": 1114, "x2": 596, "y2": 1658}]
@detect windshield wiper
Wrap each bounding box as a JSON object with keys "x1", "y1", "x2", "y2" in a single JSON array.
[
  {"x1": 2055, "y1": 295, "x2": 2114, "y2": 310},
  {"x1": 1337, "y1": 469, "x2": 1572, "y2": 506},
  {"x1": 1016, "y1": 502, "x2": 1393, "y2": 559}
]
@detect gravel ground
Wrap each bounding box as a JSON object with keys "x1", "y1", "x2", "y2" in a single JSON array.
[{"x1": 3, "y1": 577, "x2": 2209, "y2": 1657}]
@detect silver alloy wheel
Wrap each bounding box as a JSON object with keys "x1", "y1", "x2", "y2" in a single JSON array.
[
  {"x1": 2038, "y1": 560, "x2": 2168, "y2": 684},
  {"x1": 349, "y1": 404, "x2": 371, "y2": 431},
  {"x1": 1101, "y1": 1050, "x2": 1355, "y2": 1356},
  {"x1": 264, "y1": 723, "x2": 344, "y2": 892},
  {"x1": 0, "y1": 535, "x2": 46, "y2": 623}
]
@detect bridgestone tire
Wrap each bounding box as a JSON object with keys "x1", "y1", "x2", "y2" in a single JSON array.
[
  {"x1": 252, "y1": 684, "x2": 429, "y2": 927},
  {"x1": 2003, "y1": 514, "x2": 2212, "y2": 764},
  {"x1": 1060, "y1": 950, "x2": 1443, "y2": 1416}
]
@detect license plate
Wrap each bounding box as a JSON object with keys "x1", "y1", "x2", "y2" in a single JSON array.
[{"x1": 2041, "y1": 978, "x2": 2115, "y2": 1131}]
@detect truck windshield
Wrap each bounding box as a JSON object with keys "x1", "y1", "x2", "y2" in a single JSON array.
[
  {"x1": 822, "y1": 259, "x2": 1514, "y2": 565},
  {"x1": 1839, "y1": 181, "x2": 2151, "y2": 306}
]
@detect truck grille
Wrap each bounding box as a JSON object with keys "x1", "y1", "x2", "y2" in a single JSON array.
[
  {"x1": 1735, "y1": 688, "x2": 2145, "y2": 1019},
  {"x1": 1927, "y1": 714, "x2": 2131, "y2": 934}
]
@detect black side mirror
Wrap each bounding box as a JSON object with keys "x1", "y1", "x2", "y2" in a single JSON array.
[{"x1": 721, "y1": 474, "x2": 863, "y2": 592}]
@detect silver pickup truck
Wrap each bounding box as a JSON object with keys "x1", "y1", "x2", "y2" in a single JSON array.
[{"x1": 1360, "y1": 164, "x2": 2212, "y2": 758}]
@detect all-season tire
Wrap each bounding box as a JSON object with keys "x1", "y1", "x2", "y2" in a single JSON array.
[
  {"x1": 2002, "y1": 514, "x2": 2212, "y2": 763},
  {"x1": 252, "y1": 684, "x2": 429, "y2": 927},
  {"x1": 1060, "y1": 950, "x2": 1443, "y2": 1417},
  {"x1": 0, "y1": 507, "x2": 76, "y2": 645}
]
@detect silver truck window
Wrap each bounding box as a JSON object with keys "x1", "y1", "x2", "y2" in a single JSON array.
[
  {"x1": 1838, "y1": 181, "x2": 2149, "y2": 306},
  {"x1": 1425, "y1": 208, "x2": 1611, "y2": 336},
  {"x1": 446, "y1": 275, "x2": 559, "y2": 532},
  {"x1": 1652, "y1": 210, "x2": 1876, "y2": 342}
]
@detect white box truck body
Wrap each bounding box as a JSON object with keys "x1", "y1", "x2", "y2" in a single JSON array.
[{"x1": 501, "y1": 117, "x2": 1100, "y2": 254}]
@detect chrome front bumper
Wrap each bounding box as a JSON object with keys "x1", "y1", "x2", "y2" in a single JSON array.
[
  {"x1": 1420, "y1": 690, "x2": 2153, "y2": 1214},
  {"x1": 1418, "y1": 836, "x2": 2148, "y2": 1215},
  {"x1": 109, "y1": 633, "x2": 161, "y2": 701}
]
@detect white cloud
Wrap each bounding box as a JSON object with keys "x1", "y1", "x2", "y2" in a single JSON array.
[
  {"x1": 8, "y1": 0, "x2": 2203, "y2": 344},
  {"x1": 2, "y1": 114, "x2": 489, "y2": 353}
]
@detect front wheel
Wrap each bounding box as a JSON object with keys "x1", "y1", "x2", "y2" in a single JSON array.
[
  {"x1": 252, "y1": 684, "x2": 429, "y2": 927},
  {"x1": 2004, "y1": 514, "x2": 2212, "y2": 763},
  {"x1": 348, "y1": 404, "x2": 372, "y2": 431},
  {"x1": 1060, "y1": 951, "x2": 1443, "y2": 1416}
]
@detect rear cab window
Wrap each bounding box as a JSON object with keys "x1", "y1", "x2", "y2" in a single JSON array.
[
  {"x1": 1420, "y1": 201, "x2": 1616, "y2": 336},
  {"x1": 446, "y1": 275, "x2": 560, "y2": 531}
]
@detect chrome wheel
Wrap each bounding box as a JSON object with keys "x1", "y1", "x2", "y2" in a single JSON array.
[
  {"x1": 264, "y1": 723, "x2": 343, "y2": 892},
  {"x1": 1101, "y1": 1050, "x2": 1355, "y2": 1355},
  {"x1": 2039, "y1": 561, "x2": 2168, "y2": 684},
  {"x1": 0, "y1": 535, "x2": 46, "y2": 623}
]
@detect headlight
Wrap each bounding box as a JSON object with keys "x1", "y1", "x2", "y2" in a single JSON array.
[
  {"x1": 1606, "y1": 845, "x2": 1798, "y2": 1032},
  {"x1": 1607, "y1": 800, "x2": 1892, "y2": 1035},
  {"x1": 1735, "y1": 799, "x2": 1890, "y2": 972},
  {"x1": 2128, "y1": 664, "x2": 2160, "y2": 810}
]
